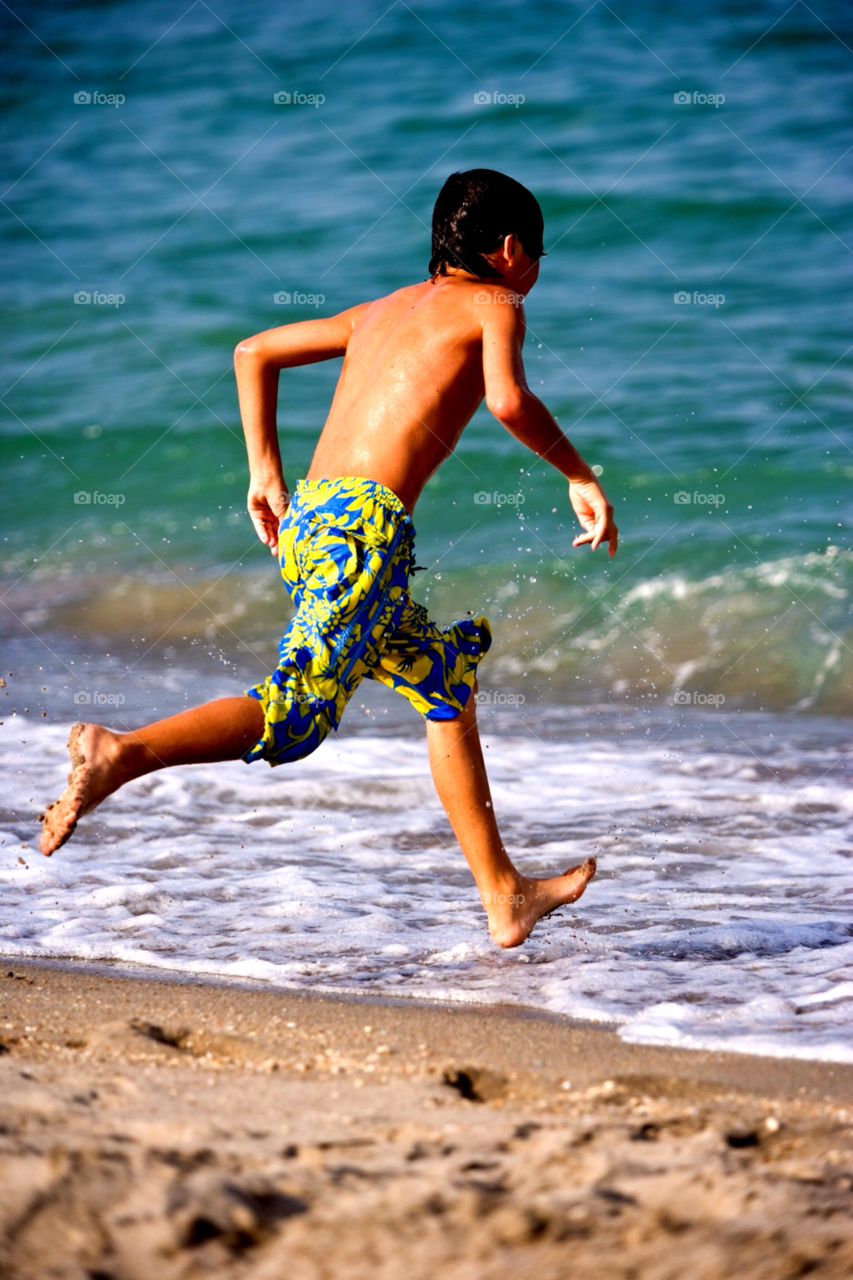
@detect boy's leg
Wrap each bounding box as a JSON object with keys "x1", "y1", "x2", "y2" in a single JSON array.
[
  {"x1": 425, "y1": 689, "x2": 596, "y2": 948},
  {"x1": 40, "y1": 697, "x2": 264, "y2": 856}
]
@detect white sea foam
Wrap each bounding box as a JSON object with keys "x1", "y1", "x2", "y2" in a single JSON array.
[{"x1": 1, "y1": 717, "x2": 851, "y2": 1062}]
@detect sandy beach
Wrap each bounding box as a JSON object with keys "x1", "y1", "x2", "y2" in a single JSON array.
[{"x1": 1, "y1": 961, "x2": 851, "y2": 1279}]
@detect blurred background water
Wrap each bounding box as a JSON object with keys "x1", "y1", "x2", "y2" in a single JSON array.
[{"x1": 1, "y1": 0, "x2": 851, "y2": 1058}]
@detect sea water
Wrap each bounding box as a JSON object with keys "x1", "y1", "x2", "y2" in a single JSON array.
[
  {"x1": 1, "y1": 0, "x2": 851, "y2": 1060},
  {"x1": 2, "y1": 709, "x2": 851, "y2": 1062}
]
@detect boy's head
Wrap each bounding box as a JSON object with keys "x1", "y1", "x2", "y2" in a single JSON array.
[{"x1": 429, "y1": 169, "x2": 545, "y2": 280}]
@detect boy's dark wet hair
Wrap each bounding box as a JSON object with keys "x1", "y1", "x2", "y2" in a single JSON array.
[{"x1": 429, "y1": 169, "x2": 545, "y2": 279}]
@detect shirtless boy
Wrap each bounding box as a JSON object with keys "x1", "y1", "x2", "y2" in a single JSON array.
[{"x1": 40, "y1": 169, "x2": 618, "y2": 948}]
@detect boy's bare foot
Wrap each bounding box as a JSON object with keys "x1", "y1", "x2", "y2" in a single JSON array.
[
  {"x1": 39, "y1": 722, "x2": 126, "y2": 856},
  {"x1": 482, "y1": 857, "x2": 597, "y2": 948}
]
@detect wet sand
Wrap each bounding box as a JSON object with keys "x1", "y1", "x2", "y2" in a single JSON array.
[{"x1": 1, "y1": 960, "x2": 851, "y2": 1279}]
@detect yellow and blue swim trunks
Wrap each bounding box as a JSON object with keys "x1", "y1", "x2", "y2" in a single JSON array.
[{"x1": 244, "y1": 477, "x2": 492, "y2": 767}]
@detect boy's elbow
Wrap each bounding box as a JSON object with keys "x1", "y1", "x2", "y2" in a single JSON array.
[
  {"x1": 234, "y1": 332, "x2": 271, "y2": 368},
  {"x1": 234, "y1": 338, "x2": 257, "y2": 366},
  {"x1": 486, "y1": 389, "x2": 530, "y2": 425}
]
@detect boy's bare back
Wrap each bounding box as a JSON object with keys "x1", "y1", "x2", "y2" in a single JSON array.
[
  {"x1": 235, "y1": 237, "x2": 617, "y2": 556},
  {"x1": 307, "y1": 277, "x2": 488, "y2": 511}
]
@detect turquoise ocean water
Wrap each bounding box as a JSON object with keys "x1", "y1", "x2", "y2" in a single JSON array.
[{"x1": 1, "y1": 1, "x2": 851, "y2": 1059}]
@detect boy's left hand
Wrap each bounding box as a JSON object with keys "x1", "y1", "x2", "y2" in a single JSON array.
[
  {"x1": 569, "y1": 479, "x2": 618, "y2": 557},
  {"x1": 248, "y1": 475, "x2": 290, "y2": 554}
]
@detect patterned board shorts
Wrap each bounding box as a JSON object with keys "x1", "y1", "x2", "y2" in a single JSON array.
[{"x1": 244, "y1": 477, "x2": 492, "y2": 767}]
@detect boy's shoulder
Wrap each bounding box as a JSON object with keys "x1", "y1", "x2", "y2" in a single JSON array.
[
  {"x1": 341, "y1": 277, "x2": 525, "y2": 356},
  {"x1": 354, "y1": 277, "x2": 524, "y2": 320}
]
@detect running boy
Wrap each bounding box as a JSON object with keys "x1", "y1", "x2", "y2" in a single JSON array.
[{"x1": 40, "y1": 169, "x2": 618, "y2": 948}]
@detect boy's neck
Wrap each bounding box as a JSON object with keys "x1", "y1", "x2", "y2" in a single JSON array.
[{"x1": 439, "y1": 265, "x2": 532, "y2": 295}]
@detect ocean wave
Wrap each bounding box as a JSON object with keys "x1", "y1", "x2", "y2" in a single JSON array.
[{"x1": 2, "y1": 546, "x2": 849, "y2": 713}]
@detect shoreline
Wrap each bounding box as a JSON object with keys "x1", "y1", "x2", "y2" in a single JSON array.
[
  {"x1": 3, "y1": 955, "x2": 853, "y2": 1102},
  {"x1": 2, "y1": 960, "x2": 851, "y2": 1278}
]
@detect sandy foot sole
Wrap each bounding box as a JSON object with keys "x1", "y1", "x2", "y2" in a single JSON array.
[{"x1": 39, "y1": 722, "x2": 89, "y2": 856}]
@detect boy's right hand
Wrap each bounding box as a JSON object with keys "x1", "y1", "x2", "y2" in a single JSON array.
[
  {"x1": 248, "y1": 474, "x2": 290, "y2": 554},
  {"x1": 569, "y1": 478, "x2": 618, "y2": 557}
]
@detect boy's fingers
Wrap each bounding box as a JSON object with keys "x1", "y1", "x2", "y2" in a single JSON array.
[
  {"x1": 590, "y1": 514, "x2": 606, "y2": 551},
  {"x1": 574, "y1": 520, "x2": 618, "y2": 554},
  {"x1": 250, "y1": 511, "x2": 273, "y2": 548},
  {"x1": 248, "y1": 494, "x2": 284, "y2": 553}
]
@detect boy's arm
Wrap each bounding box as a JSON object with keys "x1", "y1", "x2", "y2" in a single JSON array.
[
  {"x1": 234, "y1": 304, "x2": 370, "y2": 552},
  {"x1": 482, "y1": 298, "x2": 618, "y2": 556}
]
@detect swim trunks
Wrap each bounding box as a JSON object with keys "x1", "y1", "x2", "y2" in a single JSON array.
[{"x1": 244, "y1": 477, "x2": 492, "y2": 767}]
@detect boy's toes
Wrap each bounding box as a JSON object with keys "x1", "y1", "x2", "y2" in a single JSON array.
[
  {"x1": 556, "y1": 857, "x2": 596, "y2": 905},
  {"x1": 564, "y1": 856, "x2": 596, "y2": 880},
  {"x1": 40, "y1": 798, "x2": 75, "y2": 856}
]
